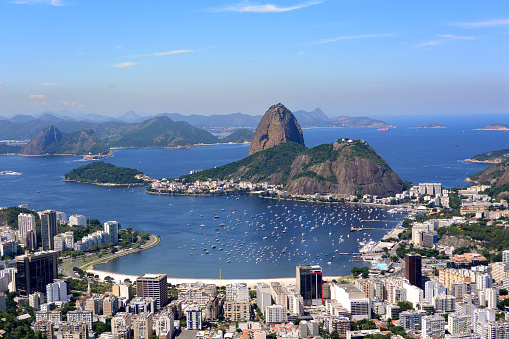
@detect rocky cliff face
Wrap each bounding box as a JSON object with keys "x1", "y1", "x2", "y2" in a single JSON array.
[
  {"x1": 248, "y1": 104, "x2": 305, "y2": 155},
  {"x1": 20, "y1": 126, "x2": 109, "y2": 156},
  {"x1": 20, "y1": 125, "x2": 62, "y2": 155},
  {"x1": 185, "y1": 138, "x2": 406, "y2": 197},
  {"x1": 284, "y1": 140, "x2": 406, "y2": 197}
]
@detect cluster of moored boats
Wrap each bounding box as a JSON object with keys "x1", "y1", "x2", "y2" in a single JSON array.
[{"x1": 178, "y1": 198, "x2": 396, "y2": 268}]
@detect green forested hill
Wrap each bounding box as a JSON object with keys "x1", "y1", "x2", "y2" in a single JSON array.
[
  {"x1": 219, "y1": 129, "x2": 254, "y2": 143},
  {"x1": 108, "y1": 116, "x2": 218, "y2": 148},
  {"x1": 181, "y1": 139, "x2": 406, "y2": 197},
  {"x1": 64, "y1": 161, "x2": 145, "y2": 185}
]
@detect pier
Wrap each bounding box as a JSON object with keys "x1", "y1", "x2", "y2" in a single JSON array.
[
  {"x1": 350, "y1": 227, "x2": 394, "y2": 231},
  {"x1": 360, "y1": 219, "x2": 402, "y2": 222}
]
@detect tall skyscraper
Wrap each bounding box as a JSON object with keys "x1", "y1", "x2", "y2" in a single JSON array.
[
  {"x1": 16, "y1": 251, "x2": 58, "y2": 296},
  {"x1": 406, "y1": 253, "x2": 422, "y2": 289},
  {"x1": 296, "y1": 265, "x2": 323, "y2": 306},
  {"x1": 104, "y1": 221, "x2": 119, "y2": 245},
  {"x1": 39, "y1": 210, "x2": 57, "y2": 250},
  {"x1": 136, "y1": 274, "x2": 168, "y2": 310},
  {"x1": 18, "y1": 213, "x2": 35, "y2": 244}
]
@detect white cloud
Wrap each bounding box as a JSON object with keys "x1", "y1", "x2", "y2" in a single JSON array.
[
  {"x1": 455, "y1": 19, "x2": 509, "y2": 28},
  {"x1": 132, "y1": 50, "x2": 196, "y2": 58},
  {"x1": 29, "y1": 94, "x2": 45, "y2": 99},
  {"x1": 416, "y1": 34, "x2": 479, "y2": 47},
  {"x1": 11, "y1": 0, "x2": 64, "y2": 6},
  {"x1": 310, "y1": 34, "x2": 393, "y2": 45},
  {"x1": 42, "y1": 82, "x2": 57, "y2": 86},
  {"x1": 296, "y1": 51, "x2": 305, "y2": 56},
  {"x1": 0, "y1": 81, "x2": 4, "y2": 86},
  {"x1": 213, "y1": 1, "x2": 322, "y2": 13},
  {"x1": 111, "y1": 62, "x2": 139, "y2": 68}
]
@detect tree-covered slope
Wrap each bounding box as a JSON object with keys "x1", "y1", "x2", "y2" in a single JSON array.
[
  {"x1": 108, "y1": 116, "x2": 218, "y2": 148},
  {"x1": 64, "y1": 161, "x2": 145, "y2": 185},
  {"x1": 219, "y1": 129, "x2": 254, "y2": 143},
  {"x1": 181, "y1": 139, "x2": 406, "y2": 197}
]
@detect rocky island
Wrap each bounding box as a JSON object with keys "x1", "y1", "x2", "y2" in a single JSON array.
[
  {"x1": 415, "y1": 123, "x2": 446, "y2": 129},
  {"x1": 64, "y1": 161, "x2": 148, "y2": 186},
  {"x1": 476, "y1": 123, "x2": 509, "y2": 131}
]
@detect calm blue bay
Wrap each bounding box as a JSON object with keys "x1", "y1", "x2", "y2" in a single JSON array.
[{"x1": 1, "y1": 115, "x2": 508, "y2": 278}]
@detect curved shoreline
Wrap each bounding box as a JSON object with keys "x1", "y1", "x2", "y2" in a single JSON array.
[{"x1": 63, "y1": 179, "x2": 147, "y2": 187}]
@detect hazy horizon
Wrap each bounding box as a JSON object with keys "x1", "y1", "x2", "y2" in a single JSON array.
[{"x1": 1, "y1": 1, "x2": 508, "y2": 117}]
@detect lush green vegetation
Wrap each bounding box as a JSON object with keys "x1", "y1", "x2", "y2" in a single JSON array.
[
  {"x1": 345, "y1": 140, "x2": 389, "y2": 168},
  {"x1": 68, "y1": 278, "x2": 110, "y2": 294},
  {"x1": 470, "y1": 149, "x2": 509, "y2": 162},
  {"x1": 395, "y1": 243, "x2": 448, "y2": 259},
  {"x1": 294, "y1": 143, "x2": 340, "y2": 184},
  {"x1": 351, "y1": 266, "x2": 369, "y2": 278},
  {"x1": 39, "y1": 129, "x2": 108, "y2": 155},
  {"x1": 65, "y1": 161, "x2": 145, "y2": 185},
  {"x1": 182, "y1": 142, "x2": 307, "y2": 184},
  {"x1": 0, "y1": 292, "x2": 40, "y2": 339},
  {"x1": 437, "y1": 220, "x2": 509, "y2": 261},
  {"x1": 0, "y1": 206, "x2": 41, "y2": 230},
  {"x1": 108, "y1": 116, "x2": 218, "y2": 148},
  {"x1": 219, "y1": 129, "x2": 254, "y2": 143},
  {"x1": 0, "y1": 143, "x2": 22, "y2": 154},
  {"x1": 481, "y1": 183, "x2": 509, "y2": 199}
]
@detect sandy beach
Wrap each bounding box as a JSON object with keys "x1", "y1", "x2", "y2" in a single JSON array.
[{"x1": 88, "y1": 269, "x2": 346, "y2": 288}]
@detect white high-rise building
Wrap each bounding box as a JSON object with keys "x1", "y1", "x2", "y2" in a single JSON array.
[
  {"x1": 104, "y1": 221, "x2": 119, "y2": 245},
  {"x1": 46, "y1": 280, "x2": 67, "y2": 303},
  {"x1": 186, "y1": 305, "x2": 202, "y2": 330},
  {"x1": 226, "y1": 283, "x2": 249, "y2": 301},
  {"x1": 18, "y1": 213, "x2": 35, "y2": 241},
  {"x1": 256, "y1": 283, "x2": 272, "y2": 313},
  {"x1": 422, "y1": 315, "x2": 445, "y2": 339},
  {"x1": 449, "y1": 314, "x2": 471, "y2": 335},
  {"x1": 53, "y1": 235, "x2": 65, "y2": 252},
  {"x1": 63, "y1": 232, "x2": 74, "y2": 249},
  {"x1": 485, "y1": 288, "x2": 499, "y2": 310},
  {"x1": 56, "y1": 212, "x2": 68, "y2": 223},
  {"x1": 265, "y1": 305, "x2": 287, "y2": 323},
  {"x1": 503, "y1": 250, "x2": 509, "y2": 264},
  {"x1": 69, "y1": 215, "x2": 86, "y2": 227}
]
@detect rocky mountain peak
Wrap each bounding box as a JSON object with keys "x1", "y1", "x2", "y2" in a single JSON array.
[{"x1": 248, "y1": 103, "x2": 305, "y2": 155}]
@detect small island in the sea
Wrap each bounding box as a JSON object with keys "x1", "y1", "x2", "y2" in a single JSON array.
[
  {"x1": 64, "y1": 161, "x2": 149, "y2": 186},
  {"x1": 415, "y1": 123, "x2": 446, "y2": 129},
  {"x1": 465, "y1": 149, "x2": 509, "y2": 164},
  {"x1": 476, "y1": 123, "x2": 509, "y2": 131}
]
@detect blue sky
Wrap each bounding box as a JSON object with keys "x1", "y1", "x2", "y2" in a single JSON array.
[{"x1": 0, "y1": 0, "x2": 508, "y2": 118}]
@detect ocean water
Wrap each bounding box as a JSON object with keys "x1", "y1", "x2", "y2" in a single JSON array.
[{"x1": 1, "y1": 115, "x2": 508, "y2": 278}]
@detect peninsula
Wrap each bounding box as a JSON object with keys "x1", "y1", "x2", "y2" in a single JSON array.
[
  {"x1": 152, "y1": 103, "x2": 406, "y2": 198},
  {"x1": 465, "y1": 149, "x2": 509, "y2": 164},
  {"x1": 64, "y1": 161, "x2": 149, "y2": 186}
]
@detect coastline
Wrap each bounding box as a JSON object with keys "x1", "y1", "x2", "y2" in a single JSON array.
[
  {"x1": 87, "y1": 269, "x2": 347, "y2": 288},
  {"x1": 464, "y1": 158, "x2": 502, "y2": 164},
  {"x1": 63, "y1": 179, "x2": 147, "y2": 187}
]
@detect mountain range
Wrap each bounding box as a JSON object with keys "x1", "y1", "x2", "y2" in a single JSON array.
[{"x1": 0, "y1": 108, "x2": 391, "y2": 140}]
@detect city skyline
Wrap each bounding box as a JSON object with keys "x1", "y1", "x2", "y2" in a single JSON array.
[{"x1": 0, "y1": 1, "x2": 508, "y2": 117}]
